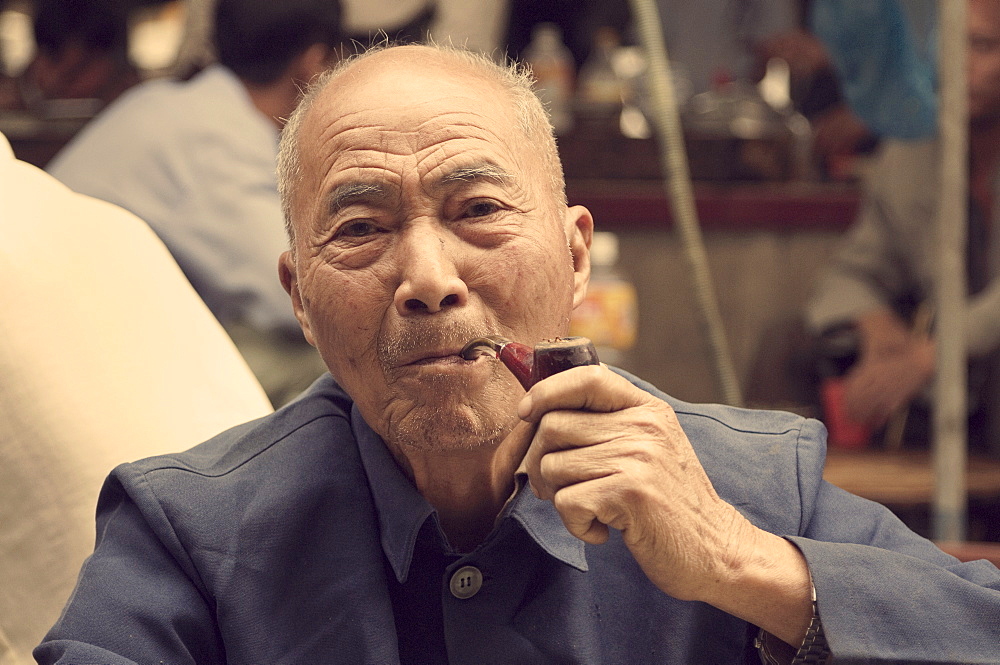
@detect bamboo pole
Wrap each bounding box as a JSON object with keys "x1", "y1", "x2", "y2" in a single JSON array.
[
  {"x1": 627, "y1": 0, "x2": 744, "y2": 407},
  {"x1": 933, "y1": 0, "x2": 968, "y2": 542}
]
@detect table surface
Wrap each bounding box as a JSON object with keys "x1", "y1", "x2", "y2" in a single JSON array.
[{"x1": 823, "y1": 449, "x2": 1000, "y2": 506}]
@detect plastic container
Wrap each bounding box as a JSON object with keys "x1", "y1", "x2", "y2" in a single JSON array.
[
  {"x1": 523, "y1": 23, "x2": 575, "y2": 134},
  {"x1": 576, "y1": 26, "x2": 622, "y2": 120},
  {"x1": 570, "y1": 232, "x2": 638, "y2": 366}
]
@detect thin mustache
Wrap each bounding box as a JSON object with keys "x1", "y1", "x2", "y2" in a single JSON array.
[{"x1": 377, "y1": 320, "x2": 497, "y2": 370}]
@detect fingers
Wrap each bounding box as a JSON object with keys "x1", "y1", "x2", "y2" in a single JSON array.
[
  {"x1": 531, "y1": 433, "x2": 617, "y2": 500},
  {"x1": 552, "y1": 481, "x2": 611, "y2": 544},
  {"x1": 519, "y1": 366, "x2": 646, "y2": 492},
  {"x1": 521, "y1": 395, "x2": 679, "y2": 502},
  {"x1": 517, "y1": 365, "x2": 652, "y2": 422},
  {"x1": 517, "y1": 367, "x2": 690, "y2": 546}
]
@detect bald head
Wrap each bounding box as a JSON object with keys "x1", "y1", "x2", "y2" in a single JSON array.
[{"x1": 277, "y1": 44, "x2": 566, "y2": 244}]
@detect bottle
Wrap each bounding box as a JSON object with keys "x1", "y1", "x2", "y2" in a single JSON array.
[
  {"x1": 575, "y1": 26, "x2": 623, "y2": 120},
  {"x1": 569, "y1": 232, "x2": 638, "y2": 367},
  {"x1": 522, "y1": 23, "x2": 575, "y2": 134}
]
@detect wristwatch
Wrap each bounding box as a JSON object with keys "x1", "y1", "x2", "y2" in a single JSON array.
[
  {"x1": 792, "y1": 610, "x2": 831, "y2": 664},
  {"x1": 756, "y1": 585, "x2": 831, "y2": 665}
]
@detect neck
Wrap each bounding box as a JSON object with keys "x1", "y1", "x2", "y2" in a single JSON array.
[
  {"x1": 244, "y1": 77, "x2": 300, "y2": 130},
  {"x1": 394, "y1": 424, "x2": 532, "y2": 553}
]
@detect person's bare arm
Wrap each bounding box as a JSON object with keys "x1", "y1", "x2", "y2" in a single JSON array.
[{"x1": 843, "y1": 307, "x2": 935, "y2": 425}]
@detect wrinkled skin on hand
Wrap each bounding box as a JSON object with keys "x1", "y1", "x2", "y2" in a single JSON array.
[
  {"x1": 515, "y1": 366, "x2": 809, "y2": 634},
  {"x1": 517, "y1": 367, "x2": 755, "y2": 601}
]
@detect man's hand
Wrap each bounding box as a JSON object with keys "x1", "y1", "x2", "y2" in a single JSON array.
[
  {"x1": 843, "y1": 309, "x2": 935, "y2": 425},
  {"x1": 518, "y1": 366, "x2": 813, "y2": 647}
]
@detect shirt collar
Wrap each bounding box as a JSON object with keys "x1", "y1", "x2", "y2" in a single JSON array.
[
  {"x1": 351, "y1": 405, "x2": 589, "y2": 582},
  {"x1": 506, "y1": 471, "x2": 589, "y2": 572},
  {"x1": 351, "y1": 404, "x2": 434, "y2": 584}
]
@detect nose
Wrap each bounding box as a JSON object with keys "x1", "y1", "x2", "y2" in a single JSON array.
[{"x1": 393, "y1": 226, "x2": 469, "y2": 316}]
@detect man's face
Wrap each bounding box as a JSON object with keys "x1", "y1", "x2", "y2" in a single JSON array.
[
  {"x1": 282, "y1": 48, "x2": 591, "y2": 455},
  {"x1": 968, "y1": 0, "x2": 1000, "y2": 120}
]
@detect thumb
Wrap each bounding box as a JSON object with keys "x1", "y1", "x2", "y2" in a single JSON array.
[{"x1": 518, "y1": 366, "x2": 651, "y2": 423}]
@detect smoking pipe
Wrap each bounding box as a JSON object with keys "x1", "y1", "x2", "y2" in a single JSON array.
[{"x1": 459, "y1": 335, "x2": 600, "y2": 390}]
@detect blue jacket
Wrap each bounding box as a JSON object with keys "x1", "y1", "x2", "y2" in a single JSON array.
[{"x1": 35, "y1": 372, "x2": 1000, "y2": 664}]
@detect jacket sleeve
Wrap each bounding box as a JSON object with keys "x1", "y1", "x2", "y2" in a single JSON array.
[
  {"x1": 33, "y1": 465, "x2": 226, "y2": 665},
  {"x1": 966, "y1": 277, "x2": 1000, "y2": 357},
  {"x1": 788, "y1": 421, "x2": 1000, "y2": 663}
]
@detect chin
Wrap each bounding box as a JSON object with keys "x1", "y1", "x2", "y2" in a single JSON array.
[
  {"x1": 390, "y1": 405, "x2": 517, "y2": 452},
  {"x1": 384, "y1": 379, "x2": 520, "y2": 453}
]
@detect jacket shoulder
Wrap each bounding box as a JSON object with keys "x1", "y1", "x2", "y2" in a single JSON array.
[
  {"x1": 615, "y1": 368, "x2": 826, "y2": 536},
  {"x1": 123, "y1": 376, "x2": 354, "y2": 479}
]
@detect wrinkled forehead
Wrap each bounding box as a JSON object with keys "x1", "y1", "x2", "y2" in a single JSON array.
[
  {"x1": 284, "y1": 48, "x2": 553, "y2": 228},
  {"x1": 301, "y1": 49, "x2": 522, "y2": 158}
]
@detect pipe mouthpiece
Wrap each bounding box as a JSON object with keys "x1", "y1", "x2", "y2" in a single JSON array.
[{"x1": 459, "y1": 335, "x2": 512, "y2": 361}]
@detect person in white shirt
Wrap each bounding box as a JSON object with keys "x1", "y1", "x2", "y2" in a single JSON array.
[{"x1": 47, "y1": 0, "x2": 343, "y2": 406}]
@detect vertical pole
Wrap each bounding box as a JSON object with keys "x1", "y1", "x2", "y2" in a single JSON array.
[
  {"x1": 628, "y1": 0, "x2": 744, "y2": 407},
  {"x1": 934, "y1": 0, "x2": 968, "y2": 542}
]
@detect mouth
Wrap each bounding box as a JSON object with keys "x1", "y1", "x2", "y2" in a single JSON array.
[
  {"x1": 398, "y1": 347, "x2": 474, "y2": 368},
  {"x1": 377, "y1": 321, "x2": 502, "y2": 373}
]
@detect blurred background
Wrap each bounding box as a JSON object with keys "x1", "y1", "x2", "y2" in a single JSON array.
[
  {"x1": 2, "y1": 0, "x2": 998, "y2": 545},
  {"x1": 0, "y1": 0, "x2": 867, "y2": 405}
]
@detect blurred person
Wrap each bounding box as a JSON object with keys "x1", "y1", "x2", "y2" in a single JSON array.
[
  {"x1": 809, "y1": 0, "x2": 937, "y2": 143},
  {"x1": 0, "y1": 0, "x2": 140, "y2": 114},
  {"x1": 806, "y1": 0, "x2": 1000, "y2": 452},
  {"x1": 749, "y1": 2, "x2": 939, "y2": 179},
  {"x1": 755, "y1": 25, "x2": 879, "y2": 177},
  {"x1": 34, "y1": 43, "x2": 1000, "y2": 665},
  {"x1": 46, "y1": 0, "x2": 342, "y2": 406},
  {"x1": 807, "y1": 0, "x2": 937, "y2": 176},
  {"x1": 649, "y1": 0, "x2": 797, "y2": 96}
]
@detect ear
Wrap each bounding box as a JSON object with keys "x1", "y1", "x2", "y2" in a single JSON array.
[
  {"x1": 292, "y1": 43, "x2": 333, "y2": 84},
  {"x1": 564, "y1": 205, "x2": 594, "y2": 308},
  {"x1": 279, "y1": 251, "x2": 316, "y2": 347}
]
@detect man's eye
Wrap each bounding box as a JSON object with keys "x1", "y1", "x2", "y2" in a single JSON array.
[
  {"x1": 462, "y1": 200, "x2": 504, "y2": 218},
  {"x1": 335, "y1": 220, "x2": 380, "y2": 238}
]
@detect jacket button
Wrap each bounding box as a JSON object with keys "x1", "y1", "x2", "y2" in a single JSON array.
[{"x1": 449, "y1": 565, "x2": 483, "y2": 599}]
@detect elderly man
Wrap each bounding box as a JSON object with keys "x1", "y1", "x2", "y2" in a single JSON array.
[{"x1": 37, "y1": 45, "x2": 1000, "y2": 665}]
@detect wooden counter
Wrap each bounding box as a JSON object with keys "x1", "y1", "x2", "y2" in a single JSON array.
[
  {"x1": 558, "y1": 117, "x2": 861, "y2": 232},
  {"x1": 823, "y1": 449, "x2": 1000, "y2": 508}
]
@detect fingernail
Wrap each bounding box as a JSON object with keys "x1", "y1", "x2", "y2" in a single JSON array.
[{"x1": 517, "y1": 394, "x2": 532, "y2": 420}]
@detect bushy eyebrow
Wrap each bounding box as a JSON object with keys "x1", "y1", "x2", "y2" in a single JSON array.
[
  {"x1": 437, "y1": 162, "x2": 515, "y2": 188},
  {"x1": 323, "y1": 163, "x2": 514, "y2": 215},
  {"x1": 326, "y1": 182, "x2": 388, "y2": 215}
]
